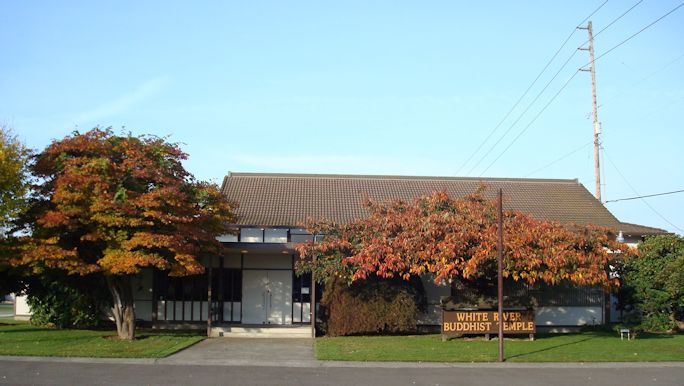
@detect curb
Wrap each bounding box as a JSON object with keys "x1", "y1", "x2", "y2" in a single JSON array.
[{"x1": 2, "y1": 355, "x2": 684, "y2": 369}]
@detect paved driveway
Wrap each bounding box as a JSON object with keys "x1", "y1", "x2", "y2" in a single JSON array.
[{"x1": 159, "y1": 338, "x2": 316, "y2": 367}]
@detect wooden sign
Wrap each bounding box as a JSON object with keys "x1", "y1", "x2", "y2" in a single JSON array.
[{"x1": 442, "y1": 309, "x2": 536, "y2": 335}]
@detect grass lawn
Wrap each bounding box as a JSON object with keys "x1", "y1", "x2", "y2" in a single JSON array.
[
  {"x1": 0, "y1": 304, "x2": 12, "y2": 314},
  {"x1": 0, "y1": 318, "x2": 204, "y2": 358},
  {"x1": 316, "y1": 332, "x2": 684, "y2": 362}
]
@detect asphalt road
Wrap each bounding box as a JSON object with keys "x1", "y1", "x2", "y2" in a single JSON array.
[{"x1": 1, "y1": 360, "x2": 683, "y2": 386}]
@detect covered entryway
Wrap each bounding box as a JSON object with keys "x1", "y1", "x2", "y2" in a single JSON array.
[{"x1": 242, "y1": 270, "x2": 293, "y2": 325}]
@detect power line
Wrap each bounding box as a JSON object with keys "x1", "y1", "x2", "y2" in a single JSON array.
[
  {"x1": 601, "y1": 51, "x2": 684, "y2": 109},
  {"x1": 602, "y1": 147, "x2": 684, "y2": 233},
  {"x1": 580, "y1": 2, "x2": 684, "y2": 70},
  {"x1": 467, "y1": 50, "x2": 580, "y2": 176},
  {"x1": 524, "y1": 141, "x2": 592, "y2": 177},
  {"x1": 605, "y1": 189, "x2": 684, "y2": 203},
  {"x1": 454, "y1": 0, "x2": 609, "y2": 175},
  {"x1": 477, "y1": 1, "x2": 682, "y2": 176},
  {"x1": 593, "y1": 0, "x2": 643, "y2": 38},
  {"x1": 468, "y1": 0, "x2": 643, "y2": 176},
  {"x1": 478, "y1": 70, "x2": 581, "y2": 176}
]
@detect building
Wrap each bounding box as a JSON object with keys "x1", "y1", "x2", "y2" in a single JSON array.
[
  {"x1": 128, "y1": 172, "x2": 664, "y2": 333},
  {"x1": 15, "y1": 172, "x2": 668, "y2": 332}
]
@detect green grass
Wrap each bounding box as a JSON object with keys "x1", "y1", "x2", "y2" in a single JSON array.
[
  {"x1": 316, "y1": 332, "x2": 684, "y2": 362},
  {"x1": 0, "y1": 304, "x2": 13, "y2": 314},
  {"x1": 0, "y1": 318, "x2": 204, "y2": 358}
]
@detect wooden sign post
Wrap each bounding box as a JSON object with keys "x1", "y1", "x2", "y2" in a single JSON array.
[{"x1": 497, "y1": 188, "x2": 504, "y2": 361}]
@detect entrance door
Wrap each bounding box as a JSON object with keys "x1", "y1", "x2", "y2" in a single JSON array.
[{"x1": 242, "y1": 270, "x2": 292, "y2": 325}]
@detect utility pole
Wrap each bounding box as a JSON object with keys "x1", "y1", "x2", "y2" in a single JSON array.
[{"x1": 579, "y1": 21, "x2": 602, "y2": 202}]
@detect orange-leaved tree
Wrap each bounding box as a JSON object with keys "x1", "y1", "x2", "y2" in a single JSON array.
[
  {"x1": 296, "y1": 191, "x2": 626, "y2": 290},
  {"x1": 15, "y1": 128, "x2": 234, "y2": 339}
]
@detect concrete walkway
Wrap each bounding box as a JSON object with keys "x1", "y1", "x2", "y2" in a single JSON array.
[{"x1": 158, "y1": 337, "x2": 317, "y2": 367}]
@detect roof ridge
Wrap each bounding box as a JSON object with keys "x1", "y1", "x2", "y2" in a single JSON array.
[{"x1": 225, "y1": 172, "x2": 580, "y2": 184}]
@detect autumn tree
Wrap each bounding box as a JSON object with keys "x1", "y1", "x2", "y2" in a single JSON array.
[
  {"x1": 297, "y1": 191, "x2": 626, "y2": 291},
  {"x1": 15, "y1": 128, "x2": 234, "y2": 339}
]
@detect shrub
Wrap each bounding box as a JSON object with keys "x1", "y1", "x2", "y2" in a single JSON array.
[
  {"x1": 25, "y1": 272, "x2": 109, "y2": 329},
  {"x1": 620, "y1": 235, "x2": 684, "y2": 332},
  {"x1": 319, "y1": 276, "x2": 424, "y2": 336}
]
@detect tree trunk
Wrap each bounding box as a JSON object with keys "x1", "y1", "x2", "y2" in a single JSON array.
[{"x1": 106, "y1": 275, "x2": 136, "y2": 340}]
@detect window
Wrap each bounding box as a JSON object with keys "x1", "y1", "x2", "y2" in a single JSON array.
[
  {"x1": 156, "y1": 273, "x2": 207, "y2": 302},
  {"x1": 216, "y1": 234, "x2": 238, "y2": 242},
  {"x1": 240, "y1": 228, "x2": 263, "y2": 243},
  {"x1": 222, "y1": 268, "x2": 242, "y2": 302},
  {"x1": 264, "y1": 228, "x2": 288, "y2": 243},
  {"x1": 291, "y1": 228, "x2": 314, "y2": 243}
]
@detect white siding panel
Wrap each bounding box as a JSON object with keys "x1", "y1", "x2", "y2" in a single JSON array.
[
  {"x1": 192, "y1": 301, "x2": 201, "y2": 321},
  {"x1": 535, "y1": 306, "x2": 603, "y2": 326},
  {"x1": 293, "y1": 302, "x2": 302, "y2": 323},
  {"x1": 302, "y1": 302, "x2": 311, "y2": 323},
  {"x1": 232, "y1": 302, "x2": 241, "y2": 322},
  {"x1": 223, "y1": 302, "x2": 232, "y2": 322},
  {"x1": 14, "y1": 294, "x2": 31, "y2": 316},
  {"x1": 184, "y1": 301, "x2": 192, "y2": 320}
]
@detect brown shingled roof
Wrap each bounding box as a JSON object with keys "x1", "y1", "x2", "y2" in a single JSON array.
[
  {"x1": 220, "y1": 172, "x2": 667, "y2": 236},
  {"x1": 618, "y1": 222, "x2": 668, "y2": 236}
]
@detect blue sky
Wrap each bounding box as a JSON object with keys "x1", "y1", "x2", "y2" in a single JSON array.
[{"x1": 1, "y1": 1, "x2": 682, "y2": 234}]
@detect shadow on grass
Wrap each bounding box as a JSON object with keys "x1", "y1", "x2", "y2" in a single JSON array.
[
  {"x1": 505, "y1": 335, "x2": 596, "y2": 360},
  {"x1": 0, "y1": 327, "x2": 54, "y2": 334}
]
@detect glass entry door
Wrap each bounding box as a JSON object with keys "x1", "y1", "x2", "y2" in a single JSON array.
[{"x1": 242, "y1": 270, "x2": 292, "y2": 325}]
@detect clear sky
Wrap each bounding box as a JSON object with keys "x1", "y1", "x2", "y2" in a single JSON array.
[{"x1": 1, "y1": 1, "x2": 682, "y2": 234}]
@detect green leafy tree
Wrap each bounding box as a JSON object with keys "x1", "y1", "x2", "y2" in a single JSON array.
[
  {"x1": 0, "y1": 125, "x2": 32, "y2": 295},
  {"x1": 24, "y1": 271, "x2": 110, "y2": 328},
  {"x1": 622, "y1": 235, "x2": 684, "y2": 332},
  {"x1": 16, "y1": 128, "x2": 235, "y2": 339},
  {"x1": 0, "y1": 125, "x2": 31, "y2": 231}
]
